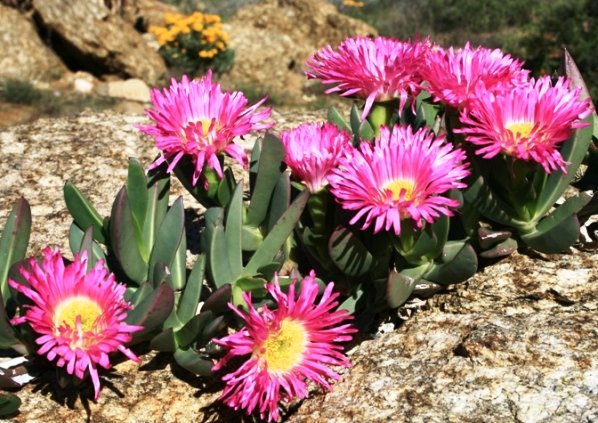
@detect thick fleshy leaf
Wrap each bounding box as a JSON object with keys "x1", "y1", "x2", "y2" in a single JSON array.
[
  {"x1": 177, "y1": 254, "x2": 205, "y2": 324},
  {"x1": 169, "y1": 231, "x2": 187, "y2": 291},
  {"x1": 358, "y1": 119, "x2": 375, "y2": 140},
  {"x1": 64, "y1": 183, "x2": 107, "y2": 244},
  {"x1": 172, "y1": 156, "x2": 219, "y2": 207},
  {"x1": 143, "y1": 167, "x2": 171, "y2": 259},
  {"x1": 267, "y1": 171, "x2": 291, "y2": 232},
  {"x1": 127, "y1": 282, "x2": 153, "y2": 308},
  {"x1": 233, "y1": 277, "x2": 268, "y2": 306},
  {"x1": 216, "y1": 167, "x2": 236, "y2": 208},
  {"x1": 0, "y1": 198, "x2": 31, "y2": 306},
  {"x1": 479, "y1": 237, "x2": 518, "y2": 259},
  {"x1": 127, "y1": 158, "x2": 149, "y2": 255},
  {"x1": 126, "y1": 283, "x2": 175, "y2": 343},
  {"x1": 241, "y1": 225, "x2": 263, "y2": 251},
  {"x1": 387, "y1": 270, "x2": 417, "y2": 308},
  {"x1": 173, "y1": 348, "x2": 214, "y2": 376},
  {"x1": 148, "y1": 197, "x2": 185, "y2": 287},
  {"x1": 464, "y1": 174, "x2": 523, "y2": 228},
  {"x1": 208, "y1": 225, "x2": 235, "y2": 288},
  {"x1": 245, "y1": 133, "x2": 285, "y2": 227},
  {"x1": 0, "y1": 393, "x2": 21, "y2": 416},
  {"x1": 225, "y1": 182, "x2": 244, "y2": 277},
  {"x1": 424, "y1": 242, "x2": 478, "y2": 285},
  {"x1": 242, "y1": 190, "x2": 309, "y2": 277},
  {"x1": 520, "y1": 214, "x2": 580, "y2": 253},
  {"x1": 110, "y1": 187, "x2": 148, "y2": 284},
  {"x1": 149, "y1": 327, "x2": 177, "y2": 352},
  {"x1": 478, "y1": 227, "x2": 512, "y2": 250},
  {"x1": 398, "y1": 228, "x2": 438, "y2": 265},
  {"x1": 175, "y1": 311, "x2": 214, "y2": 348},
  {"x1": 533, "y1": 114, "x2": 593, "y2": 220},
  {"x1": 151, "y1": 262, "x2": 170, "y2": 289},
  {"x1": 75, "y1": 226, "x2": 106, "y2": 271},
  {"x1": 202, "y1": 284, "x2": 232, "y2": 315},
  {"x1": 0, "y1": 291, "x2": 19, "y2": 349},
  {"x1": 328, "y1": 226, "x2": 374, "y2": 277},
  {"x1": 200, "y1": 315, "x2": 228, "y2": 342},
  {"x1": 327, "y1": 106, "x2": 351, "y2": 132}
]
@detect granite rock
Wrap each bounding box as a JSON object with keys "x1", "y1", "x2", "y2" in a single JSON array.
[
  {"x1": 0, "y1": 4, "x2": 68, "y2": 82},
  {"x1": 31, "y1": 0, "x2": 167, "y2": 85},
  {"x1": 220, "y1": 0, "x2": 376, "y2": 104}
]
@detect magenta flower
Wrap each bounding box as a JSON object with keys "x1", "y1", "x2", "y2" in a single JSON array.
[
  {"x1": 456, "y1": 76, "x2": 592, "y2": 173},
  {"x1": 280, "y1": 122, "x2": 352, "y2": 192},
  {"x1": 213, "y1": 271, "x2": 355, "y2": 422},
  {"x1": 138, "y1": 72, "x2": 273, "y2": 186},
  {"x1": 329, "y1": 125, "x2": 470, "y2": 235},
  {"x1": 422, "y1": 43, "x2": 529, "y2": 109},
  {"x1": 306, "y1": 36, "x2": 429, "y2": 119},
  {"x1": 9, "y1": 247, "x2": 142, "y2": 399}
]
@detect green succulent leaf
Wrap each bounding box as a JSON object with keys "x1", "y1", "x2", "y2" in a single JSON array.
[
  {"x1": 233, "y1": 277, "x2": 268, "y2": 305},
  {"x1": 520, "y1": 214, "x2": 580, "y2": 253},
  {"x1": 175, "y1": 311, "x2": 214, "y2": 348},
  {"x1": 358, "y1": 119, "x2": 375, "y2": 140},
  {"x1": 424, "y1": 241, "x2": 478, "y2": 285},
  {"x1": 225, "y1": 182, "x2": 244, "y2": 277},
  {"x1": 173, "y1": 348, "x2": 214, "y2": 376},
  {"x1": 463, "y1": 174, "x2": 523, "y2": 228},
  {"x1": 63, "y1": 183, "x2": 107, "y2": 244},
  {"x1": 477, "y1": 227, "x2": 513, "y2": 250},
  {"x1": 127, "y1": 158, "x2": 149, "y2": 249},
  {"x1": 126, "y1": 282, "x2": 153, "y2": 307},
  {"x1": 151, "y1": 262, "x2": 170, "y2": 288},
  {"x1": 148, "y1": 197, "x2": 185, "y2": 288},
  {"x1": 0, "y1": 291, "x2": 20, "y2": 349},
  {"x1": 149, "y1": 327, "x2": 177, "y2": 352},
  {"x1": 143, "y1": 167, "x2": 171, "y2": 259},
  {"x1": 0, "y1": 197, "x2": 31, "y2": 307},
  {"x1": 202, "y1": 284, "x2": 232, "y2": 315},
  {"x1": 479, "y1": 237, "x2": 518, "y2": 259},
  {"x1": 76, "y1": 226, "x2": 106, "y2": 271},
  {"x1": 126, "y1": 283, "x2": 175, "y2": 343},
  {"x1": 327, "y1": 106, "x2": 351, "y2": 132},
  {"x1": 387, "y1": 270, "x2": 417, "y2": 309},
  {"x1": 399, "y1": 228, "x2": 438, "y2": 265},
  {"x1": 532, "y1": 114, "x2": 593, "y2": 220},
  {"x1": 328, "y1": 226, "x2": 374, "y2": 277},
  {"x1": 216, "y1": 167, "x2": 236, "y2": 207},
  {"x1": 242, "y1": 189, "x2": 309, "y2": 277},
  {"x1": 169, "y1": 231, "x2": 187, "y2": 291},
  {"x1": 241, "y1": 225, "x2": 263, "y2": 251},
  {"x1": 110, "y1": 187, "x2": 148, "y2": 284},
  {"x1": 245, "y1": 133, "x2": 285, "y2": 227},
  {"x1": 208, "y1": 224, "x2": 235, "y2": 288},
  {"x1": 267, "y1": 171, "x2": 291, "y2": 232},
  {"x1": 0, "y1": 393, "x2": 21, "y2": 417},
  {"x1": 177, "y1": 254, "x2": 205, "y2": 324},
  {"x1": 523, "y1": 192, "x2": 590, "y2": 240}
]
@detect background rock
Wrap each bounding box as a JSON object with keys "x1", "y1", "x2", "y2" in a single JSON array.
[
  {"x1": 31, "y1": 0, "x2": 167, "y2": 85},
  {"x1": 221, "y1": 0, "x2": 377, "y2": 103},
  {"x1": 0, "y1": 4, "x2": 68, "y2": 82}
]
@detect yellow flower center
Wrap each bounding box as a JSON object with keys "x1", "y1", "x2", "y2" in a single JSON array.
[
  {"x1": 53, "y1": 296, "x2": 102, "y2": 333},
  {"x1": 259, "y1": 319, "x2": 307, "y2": 373},
  {"x1": 506, "y1": 121, "x2": 534, "y2": 139},
  {"x1": 384, "y1": 179, "x2": 415, "y2": 201}
]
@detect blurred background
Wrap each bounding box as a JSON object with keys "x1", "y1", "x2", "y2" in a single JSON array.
[{"x1": 0, "y1": 0, "x2": 596, "y2": 127}]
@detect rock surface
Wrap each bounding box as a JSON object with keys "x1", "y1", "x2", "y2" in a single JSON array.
[
  {"x1": 221, "y1": 0, "x2": 376, "y2": 104},
  {"x1": 0, "y1": 4, "x2": 68, "y2": 82},
  {"x1": 1, "y1": 111, "x2": 597, "y2": 422},
  {"x1": 291, "y1": 250, "x2": 598, "y2": 422},
  {"x1": 31, "y1": 0, "x2": 167, "y2": 85}
]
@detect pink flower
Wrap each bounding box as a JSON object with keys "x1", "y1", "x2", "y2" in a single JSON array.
[
  {"x1": 9, "y1": 247, "x2": 142, "y2": 399},
  {"x1": 455, "y1": 76, "x2": 592, "y2": 173},
  {"x1": 213, "y1": 271, "x2": 355, "y2": 422},
  {"x1": 422, "y1": 43, "x2": 529, "y2": 109},
  {"x1": 138, "y1": 72, "x2": 273, "y2": 186},
  {"x1": 329, "y1": 125, "x2": 470, "y2": 235},
  {"x1": 280, "y1": 122, "x2": 352, "y2": 192},
  {"x1": 306, "y1": 36, "x2": 429, "y2": 119}
]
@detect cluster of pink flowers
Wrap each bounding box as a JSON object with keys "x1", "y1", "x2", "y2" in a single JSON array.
[{"x1": 305, "y1": 36, "x2": 592, "y2": 174}]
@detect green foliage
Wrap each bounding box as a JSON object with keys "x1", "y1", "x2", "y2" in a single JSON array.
[{"x1": 0, "y1": 79, "x2": 43, "y2": 105}]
